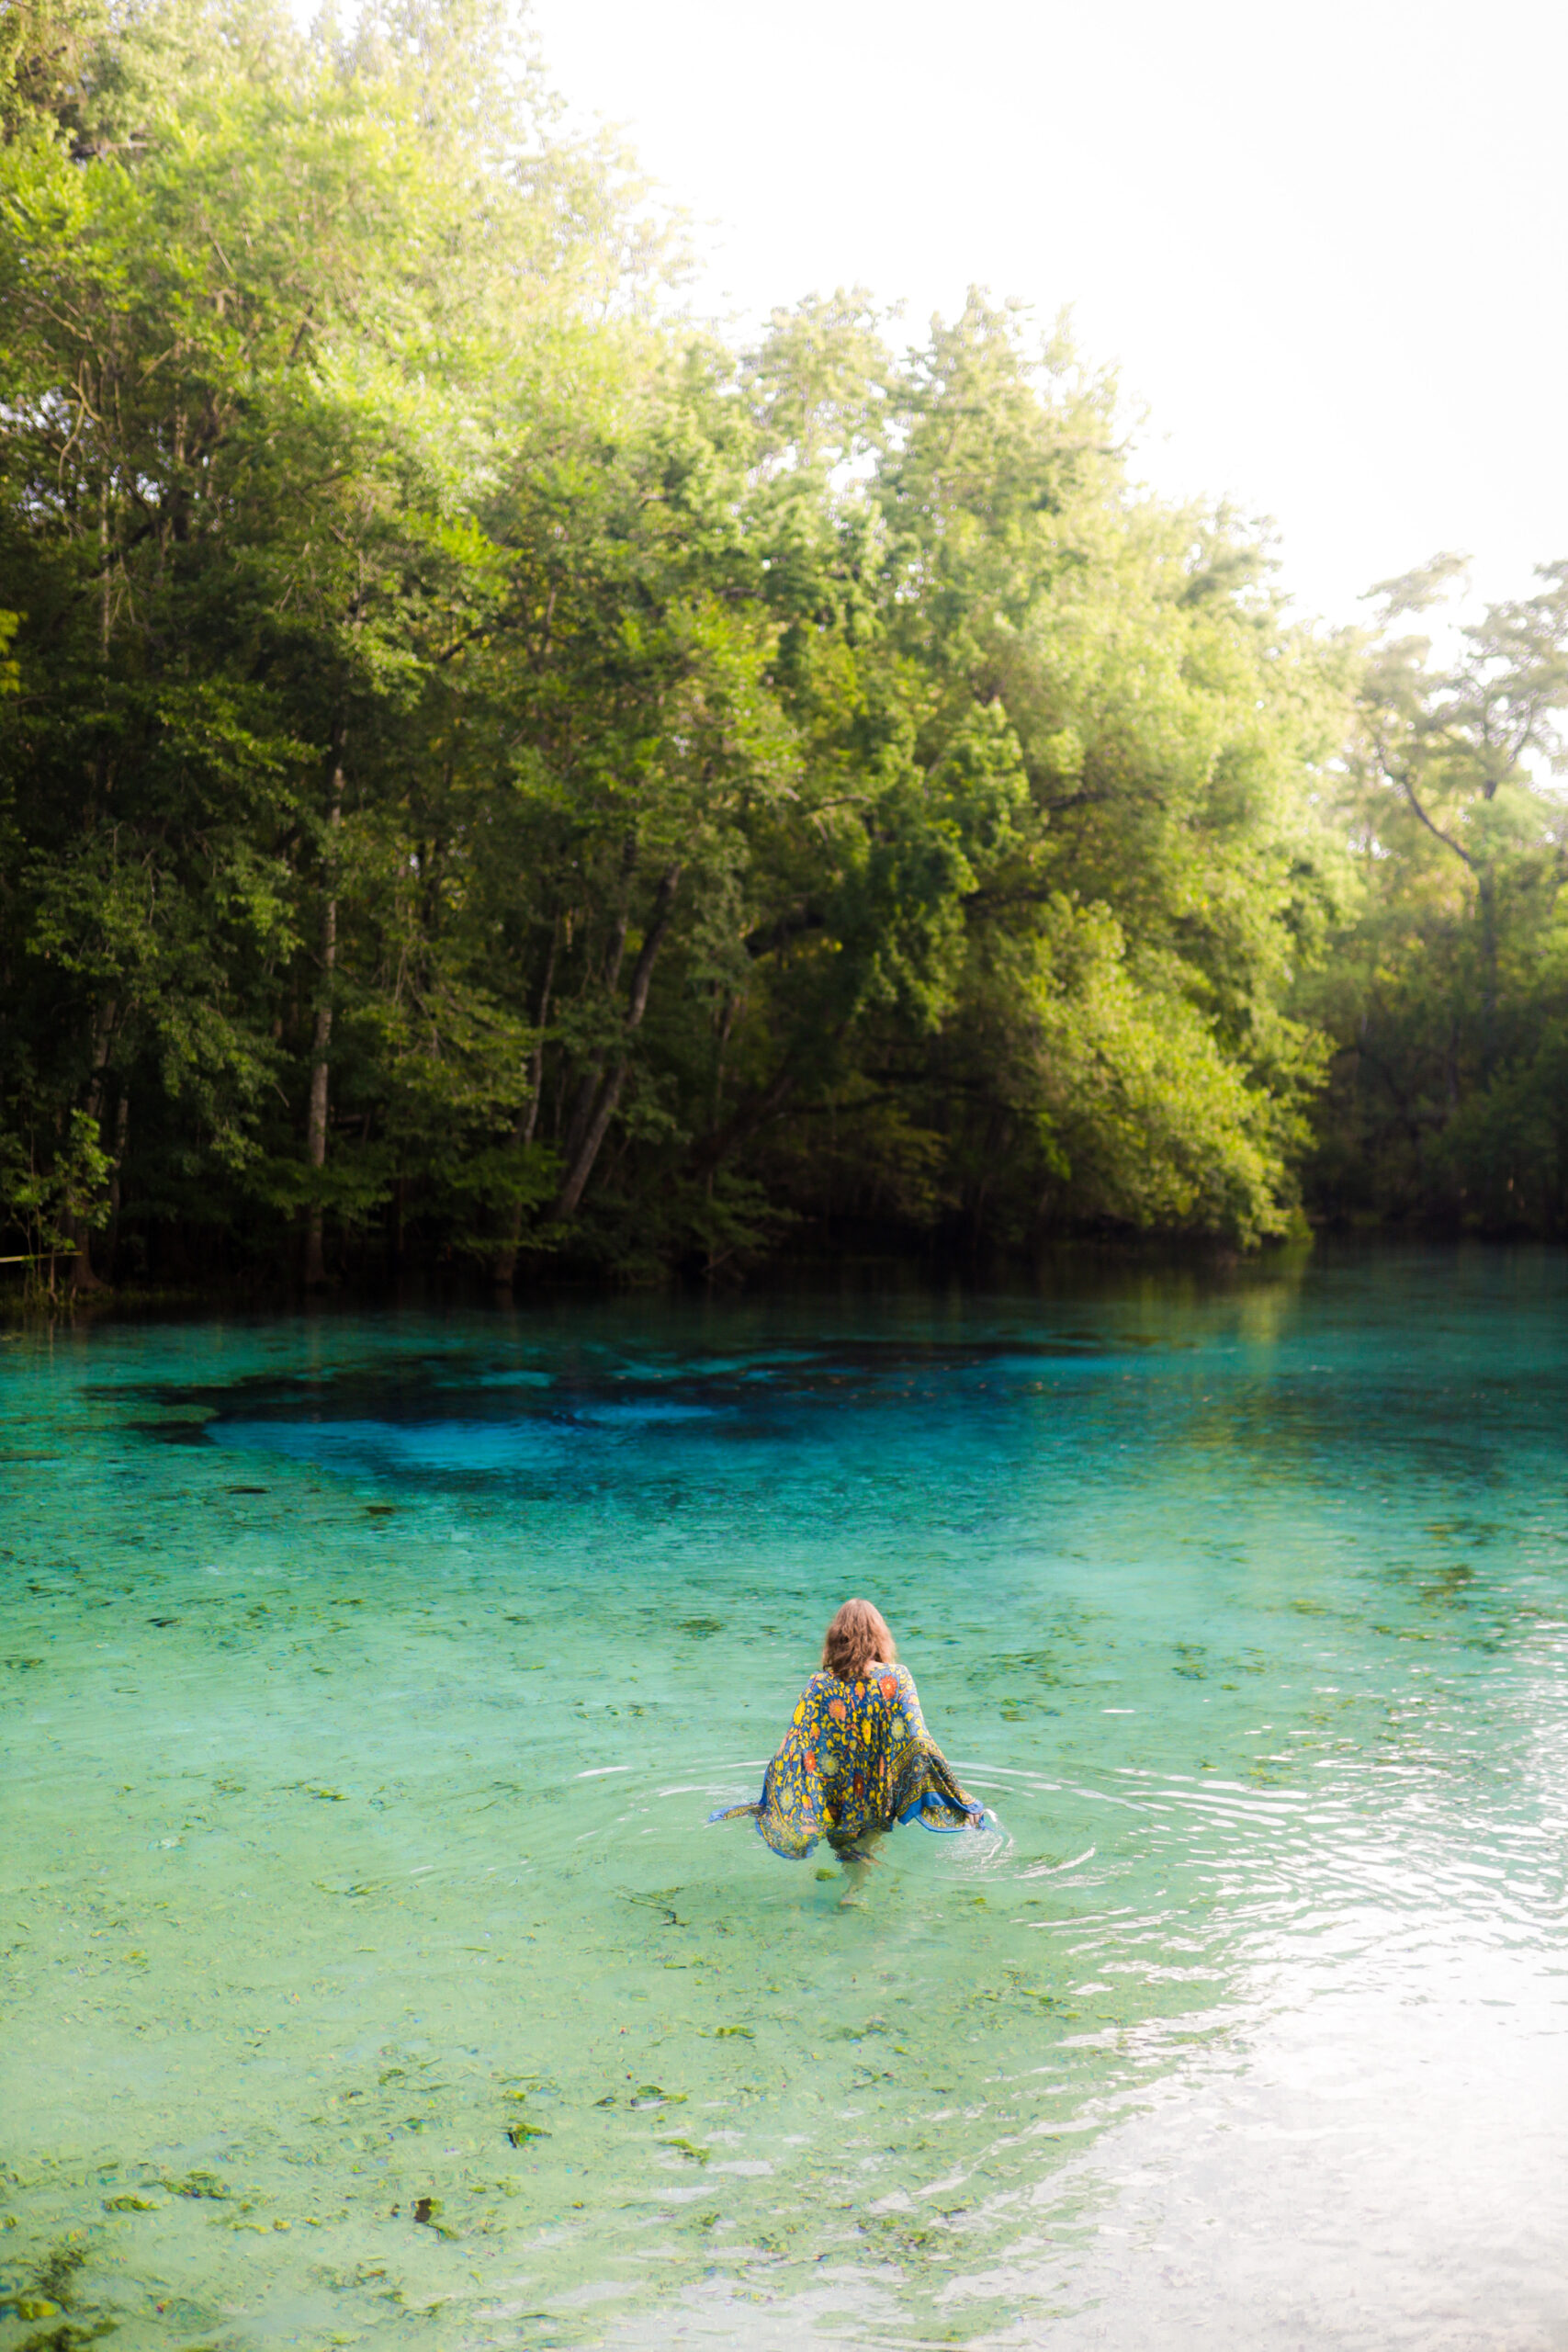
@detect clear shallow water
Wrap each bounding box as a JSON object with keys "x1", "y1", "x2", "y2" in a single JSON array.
[{"x1": 2, "y1": 1250, "x2": 1567, "y2": 2350}]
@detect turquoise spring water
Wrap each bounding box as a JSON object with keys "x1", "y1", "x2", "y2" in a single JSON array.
[{"x1": 2, "y1": 1249, "x2": 1566, "y2": 2350}]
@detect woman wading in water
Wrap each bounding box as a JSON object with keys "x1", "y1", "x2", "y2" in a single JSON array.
[{"x1": 711, "y1": 1599, "x2": 984, "y2": 1895}]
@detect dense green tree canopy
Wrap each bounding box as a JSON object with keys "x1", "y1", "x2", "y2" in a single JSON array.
[
  {"x1": 1303, "y1": 560, "x2": 1568, "y2": 1232},
  {"x1": 3, "y1": 0, "x2": 1563, "y2": 1295}
]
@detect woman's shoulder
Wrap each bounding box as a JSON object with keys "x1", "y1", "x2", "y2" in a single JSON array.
[
  {"x1": 802, "y1": 1667, "x2": 876, "y2": 1703},
  {"x1": 801, "y1": 1663, "x2": 910, "y2": 1700},
  {"x1": 860, "y1": 1661, "x2": 916, "y2": 1704}
]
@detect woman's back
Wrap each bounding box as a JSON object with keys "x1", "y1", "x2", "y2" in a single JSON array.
[
  {"x1": 710, "y1": 1599, "x2": 982, "y2": 1863},
  {"x1": 795, "y1": 1662, "x2": 925, "y2": 1802},
  {"x1": 718, "y1": 1647, "x2": 978, "y2": 1860}
]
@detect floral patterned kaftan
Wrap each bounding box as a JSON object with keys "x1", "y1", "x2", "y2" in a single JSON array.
[{"x1": 710, "y1": 1662, "x2": 983, "y2": 1860}]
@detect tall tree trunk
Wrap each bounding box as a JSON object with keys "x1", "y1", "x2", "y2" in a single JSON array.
[
  {"x1": 705, "y1": 992, "x2": 739, "y2": 1200},
  {"x1": 492, "y1": 923, "x2": 559, "y2": 1288},
  {"x1": 70, "y1": 999, "x2": 118, "y2": 1290},
  {"x1": 98, "y1": 447, "x2": 111, "y2": 660},
  {"x1": 553, "y1": 865, "x2": 682, "y2": 1221},
  {"x1": 304, "y1": 745, "x2": 344, "y2": 1289},
  {"x1": 561, "y1": 841, "x2": 637, "y2": 1167},
  {"x1": 1477, "y1": 863, "x2": 1499, "y2": 1083},
  {"x1": 105, "y1": 1088, "x2": 130, "y2": 1279}
]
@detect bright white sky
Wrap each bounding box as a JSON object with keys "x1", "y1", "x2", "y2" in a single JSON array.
[{"x1": 527, "y1": 0, "x2": 1568, "y2": 632}]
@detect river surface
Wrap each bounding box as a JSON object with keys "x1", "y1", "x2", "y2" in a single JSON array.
[{"x1": 2, "y1": 1249, "x2": 1566, "y2": 2350}]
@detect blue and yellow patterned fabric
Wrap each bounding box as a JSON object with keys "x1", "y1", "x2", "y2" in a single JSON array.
[{"x1": 710, "y1": 1663, "x2": 983, "y2": 1860}]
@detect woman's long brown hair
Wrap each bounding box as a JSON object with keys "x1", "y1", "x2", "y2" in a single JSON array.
[{"x1": 821, "y1": 1598, "x2": 896, "y2": 1681}]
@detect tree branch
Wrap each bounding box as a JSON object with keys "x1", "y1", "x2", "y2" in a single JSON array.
[{"x1": 1398, "y1": 770, "x2": 1475, "y2": 873}]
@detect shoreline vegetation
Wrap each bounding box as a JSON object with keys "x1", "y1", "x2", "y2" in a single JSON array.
[{"x1": 3, "y1": 1, "x2": 1567, "y2": 1309}]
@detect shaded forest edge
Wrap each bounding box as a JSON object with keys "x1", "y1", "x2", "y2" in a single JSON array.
[{"x1": 3, "y1": 0, "x2": 1567, "y2": 1306}]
